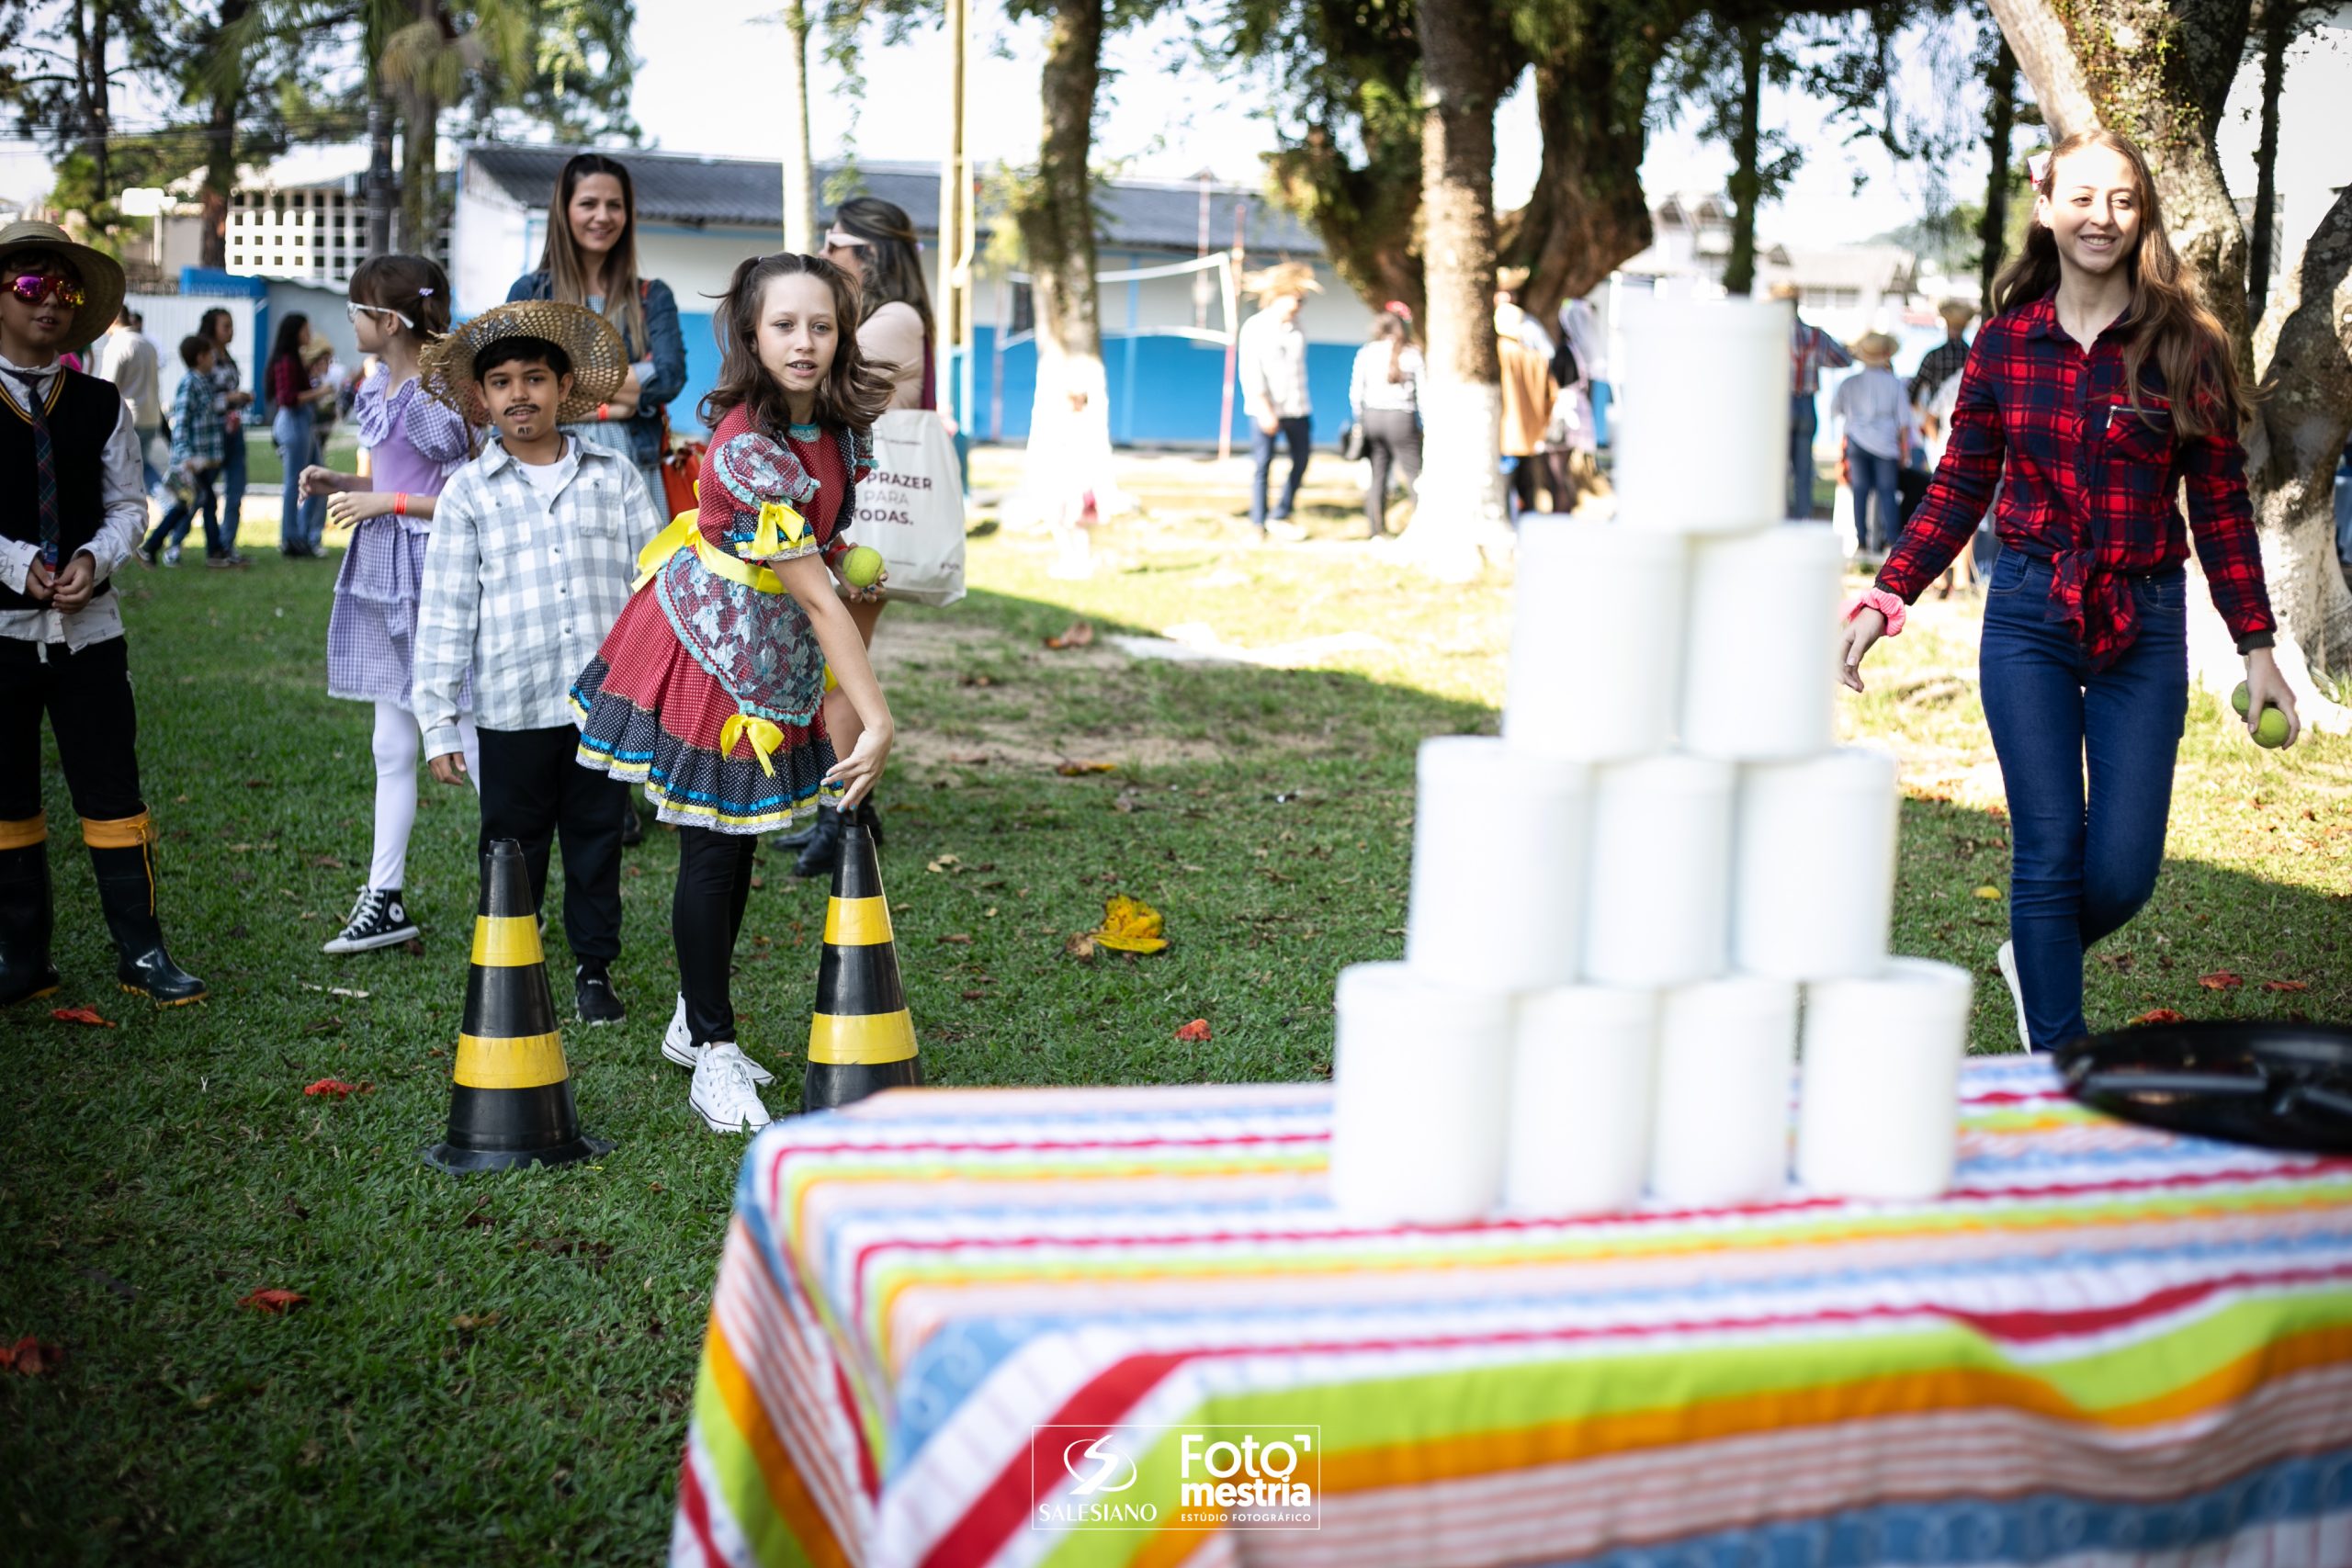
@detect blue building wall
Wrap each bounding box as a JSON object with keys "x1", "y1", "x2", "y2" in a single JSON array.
[{"x1": 669, "y1": 310, "x2": 1359, "y2": 448}]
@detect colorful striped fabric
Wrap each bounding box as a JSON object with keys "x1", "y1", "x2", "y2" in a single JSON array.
[{"x1": 672, "y1": 1057, "x2": 2352, "y2": 1568}]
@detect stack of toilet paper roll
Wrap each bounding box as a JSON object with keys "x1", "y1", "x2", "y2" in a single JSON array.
[{"x1": 1329, "y1": 295, "x2": 1974, "y2": 1229}]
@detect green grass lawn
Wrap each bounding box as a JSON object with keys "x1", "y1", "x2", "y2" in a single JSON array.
[{"x1": 6, "y1": 457, "x2": 2347, "y2": 1562}]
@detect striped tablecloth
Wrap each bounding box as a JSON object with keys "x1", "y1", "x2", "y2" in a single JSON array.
[{"x1": 672, "y1": 1057, "x2": 2352, "y2": 1568}]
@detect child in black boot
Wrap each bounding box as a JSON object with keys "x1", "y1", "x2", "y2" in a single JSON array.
[{"x1": 0, "y1": 220, "x2": 203, "y2": 1006}]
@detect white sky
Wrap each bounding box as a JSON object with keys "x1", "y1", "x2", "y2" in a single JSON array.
[{"x1": 6, "y1": 3, "x2": 2346, "y2": 264}]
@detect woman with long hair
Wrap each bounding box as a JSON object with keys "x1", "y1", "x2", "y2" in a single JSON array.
[
  {"x1": 790, "y1": 197, "x2": 935, "y2": 876},
  {"x1": 506, "y1": 152, "x2": 686, "y2": 505},
  {"x1": 1347, "y1": 305, "x2": 1422, "y2": 538},
  {"x1": 266, "y1": 312, "x2": 335, "y2": 556},
  {"x1": 1841, "y1": 128, "x2": 2299, "y2": 1052}
]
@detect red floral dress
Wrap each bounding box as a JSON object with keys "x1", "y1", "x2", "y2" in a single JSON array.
[{"x1": 570, "y1": 402, "x2": 868, "y2": 834}]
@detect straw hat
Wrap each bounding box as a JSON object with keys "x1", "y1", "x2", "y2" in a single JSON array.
[
  {"x1": 1496, "y1": 265, "x2": 1532, "y2": 294},
  {"x1": 1244, "y1": 261, "x2": 1321, "y2": 303},
  {"x1": 420, "y1": 299, "x2": 628, "y2": 423},
  {"x1": 0, "y1": 219, "x2": 125, "y2": 350},
  {"x1": 1850, "y1": 331, "x2": 1900, "y2": 365},
  {"x1": 1937, "y1": 299, "x2": 1977, "y2": 328},
  {"x1": 1766, "y1": 280, "x2": 1801, "y2": 302}
]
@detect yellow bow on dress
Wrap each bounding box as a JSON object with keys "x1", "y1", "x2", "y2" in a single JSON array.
[{"x1": 719, "y1": 712, "x2": 786, "y2": 777}]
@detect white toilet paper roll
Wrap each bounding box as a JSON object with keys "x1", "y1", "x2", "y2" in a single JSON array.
[
  {"x1": 1650, "y1": 976, "x2": 1800, "y2": 1205},
  {"x1": 1407, "y1": 738, "x2": 1591, "y2": 991},
  {"x1": 1330, "y1": 963, "x2": 1514, "y2": 1224},
  {"x1": 1506, "y1": 986, "x2": 1659, "y2": 1215},
  {"x1": 1503, "y1": 518, "x2": 1690, "y2": 762},
  {"x1": 1681, "y1": 524, "x2": 1843, "y2": 761},
  {"x1": 1799, "y1": 958, "x2": 1975, "y2": 1201},
  {"x1": 1731, "y1": 746, "x2": 1900, "y2": 981},
  {"x1": 1580, "y1": 753, "x2": 1736, "y2": 987},
  {"x1": 1614, "y1": 298, "x2": 1792, "y2": 535}
]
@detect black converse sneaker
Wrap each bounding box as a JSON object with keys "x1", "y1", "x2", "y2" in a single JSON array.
[
  {"x1": 322, "y1": 887, "x2": 421, "y2": 953},
  {"x1": 575, "y1": 962, "x2": 626, "y2": 1026}
]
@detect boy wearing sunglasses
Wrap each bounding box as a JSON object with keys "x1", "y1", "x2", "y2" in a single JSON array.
[{"x1": 0, "y1": 220, "x2": 205, "y2": 1008}]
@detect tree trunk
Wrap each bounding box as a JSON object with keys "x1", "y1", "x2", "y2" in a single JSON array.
[
  {"x1": 1012, "y1": 0, "x2": 1122, "y2": 520},
  {"x1": 1269, "y1": 126, "x2": 1427, "y2": 325},
  {"x1": 1986, "y1": 0, "x2": 2352, "y2": 729},
  {"x1": 2245, "y1": 0, "x2": 2288, "y2": 319},
  {"x1": 1403, "y1": 0, "x2": 1511, "y2": 581},
  {"x1": 1721, "y1": 16, "x2": 1765, "y2": 296},
  {"x1": 780, "y1": 0, "x2": 817, "y2": 253},
  {"x1": 198, "y1": 0, "x2": 252, "y2": 270},
  {"x1": 398, "y1": 0, "x2": 444, "y2": 264},
  {"x1": 365, "y1": 33, "x2": 396, "y2": 257},
  {"x1": 73, "y1": 0, "x2": 112, "y2": 202},
  {"x1": 1979, "y1": 37, "x2": 2017, "y2": 306}
]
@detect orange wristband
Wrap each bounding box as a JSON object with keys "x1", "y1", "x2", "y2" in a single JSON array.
[
  {"x1": 393, "y1": 492, "x2": 409, "y2": 517},
  {"x1": 597, "y1": 402, "x2": 611, "y2": 422}
]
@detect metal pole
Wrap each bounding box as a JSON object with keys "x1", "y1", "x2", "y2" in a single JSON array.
[
  {"x1": 1216, "y1": 202, "x2": 1245, "y2": 464},
  {"x1": 937, "y1": 0, "x2": 967, "y2": 436}
]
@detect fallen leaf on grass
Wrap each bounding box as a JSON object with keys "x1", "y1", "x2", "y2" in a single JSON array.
[
  {"x1": 2261, "y1": 979, "x2": 2311, "y2": 994},
  {"x1": 401, "y1": 938, "x2": 426, "y2": 956},
  {"x1": 2197, "y1": 972, "x2": 2244, "y2": 991},
  {"x1": 239, "y1": 1289, "x2": 307, "y2": 1314},
  {"x1": 1063, "y1": 932, "x2": 1098, "y2": 961},
  {"x1": 302, "y1": 1078, "x2": 372, "y2": 1099},
  {"x1": 1174, "y1": 1018, "x2": 1211, "y2": 1043},
  {"x1": 1044, "y1": 620, "x2": 1096, "y2": 650},
  {"x1": 1056, "y1": 761, "x2": 1116, "y2": 776},
  {"x1": 1, "y1": 1336, "x2": 62, "y2": 1375},
  {"x1": 449, "y1": 1312, "x2": 503, "y2": 1332},
  {"x1": 938, "y1": 932, "x2": 973, "y2": 946},
  {"x1": 1973, "y1": 886, "x2": 2003, "y2": 900},
  {"x1": 926, "y1": 853, "x2": 961, "y2": 874},
  {"x1": 51, "y1": 1006, "x2": 116, "y2": 1028},
  {"x1": 1093, "y1": 895, "x2": 1170, "y2": 954},
  {"x1": 298, "y1": 984, "x2": 371, "y2": 998},
  {"x1": 308, "y1": 855, "x2": 345, "y2": 870},
  {"x1": 2132, "y1": 1009, "x2": 2188, "y2": 1026}
]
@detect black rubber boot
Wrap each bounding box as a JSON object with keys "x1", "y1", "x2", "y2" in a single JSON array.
[
  {"x1": 618, "y1": 793, "x2": 644, "y2": 848},
  {"x1": 791, "y1": 804, "x2": 849, "y2": 880},
  {"x1": 0, "y1": 836, "x2": 60, "y2": 1007},
  {"x1": 89, "y1": 840, "x2": 207, "y2": 1005},
  {"x1": 856, "y1": 795, "x2": 886, "y2": 848}
]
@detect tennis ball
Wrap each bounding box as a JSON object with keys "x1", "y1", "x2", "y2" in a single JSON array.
[
  {"x1": 2254, "y1": 704, "x2": 2290, "y2": 749},
  {"x1": 2232, "y1": 681, "x2": 2252, "y2": 717},
  {"x1": 840, "y1": 545, "x2": 885, "y2": 589}
]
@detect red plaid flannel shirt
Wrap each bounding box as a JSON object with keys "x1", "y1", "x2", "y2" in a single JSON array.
[{"x1": 1877, "y1": 292, "x2": 2274, "y2": 670}]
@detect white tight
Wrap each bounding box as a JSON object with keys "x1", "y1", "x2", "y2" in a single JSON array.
[{"x1": 368, "y1": 699, "x2": 480, "y2": 892}]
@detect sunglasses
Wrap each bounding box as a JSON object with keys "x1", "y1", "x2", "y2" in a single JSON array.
[
  {"x1": 7, "y1": 272, "x2": 85, "y2": 309},
  {"x1": 346, "y1": 300, "x2": 415, "y2": 330}
]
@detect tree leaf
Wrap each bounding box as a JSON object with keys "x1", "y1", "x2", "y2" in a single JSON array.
[
  {"x1": 50, "y1": 1006, "x2": 116, "y2": 1028},
  {"x1": 2260, "y1": 979, "x2": 2310, "y2": 993},
  {"x1": 2196, "y1": 972, "x2": 2244, "y2": 990},
  {"x1": 1174, "y1": 1018, "x2": 1212, "y2": 1043},
  {"x1": 239, "y1": 1289, "x2": 307, "y2": 1314},
  {"x1": 2132, "y1": 1008, "x2": 2188, "y2": 1025},
  {"x1": 301, "y1": 1078, "x2": 371, "y2": 1099}
]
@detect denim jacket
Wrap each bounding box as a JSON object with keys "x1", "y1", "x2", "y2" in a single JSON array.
[{"x1": 504, "y1": 270, "x2": 686, "y2": 473}]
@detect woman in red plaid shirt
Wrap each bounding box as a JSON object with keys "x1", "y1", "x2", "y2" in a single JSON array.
[{"x1": 1838, "y1": 129, "x2": 2301, "y2": 1053}]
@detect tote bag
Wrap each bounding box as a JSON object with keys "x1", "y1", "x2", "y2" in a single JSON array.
[{"x1": 847, "y1": 342, "x2": 966, "y2": 606}]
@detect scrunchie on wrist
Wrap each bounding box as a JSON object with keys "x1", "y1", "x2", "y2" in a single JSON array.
[{"x1": 1845, "y1": 586, "x2": 1907, "y2": 637}]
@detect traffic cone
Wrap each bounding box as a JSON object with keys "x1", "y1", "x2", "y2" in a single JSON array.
[
  {"x1": 805, "y1": 816, "x2": 922, "y2": 1111},
  {"x1": 424, "y1": 839, "x2": 613, "y2": 1172}
]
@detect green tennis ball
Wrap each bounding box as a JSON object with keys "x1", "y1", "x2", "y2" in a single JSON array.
[
  {"x1": 840, "y1": 546, "x2": 885, "y2": 589},
  {"x1": 2255, "y1": 704, "x2": 2290, "y2": 749},
  {"x1": 2232, "y1": 681, "x2": 2252, "y2": 717}
]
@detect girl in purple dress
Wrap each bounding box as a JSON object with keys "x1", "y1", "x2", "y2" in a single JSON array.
[{"x1": 300, "y1": 255, "x2": 481, "y2": 953}]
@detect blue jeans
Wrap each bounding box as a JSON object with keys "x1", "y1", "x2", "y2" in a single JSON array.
[
  {"x1": 1980, "y1": 551, "x2": 2188, "y2": 1049},
  {"x1": 1789, "y1": 394, "x2": 1818, "y2": 518},
  {"x1": 219, "y1": 425, "x2": 247, "y2": 553},
  {"x1": 146, "y1": 468, "x2": 223, "y2": 558},
  {"x1": 1250, "y1": 416, "x2": 1312, "y2": 528},
  {"x1": 275, "y1": 407, "x2": 324, "y2": 552},
  {"x1": 1849, "y1": 444, "x2": 1902, "y2": 554}
]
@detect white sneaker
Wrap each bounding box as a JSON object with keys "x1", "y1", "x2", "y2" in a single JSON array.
[
  {"x1": 690, "y1": 1043, "x2": 774, "y2": 1134},
  {"x1": 1265, "y1": 519, "x2": 1307, "y2": 543},
  {"x1": 663, "y1": 994, "x2": 775, "y2": 1083},
  {"x1": 1996, "y1": 941, "x2": 2032, "y2": 1052}
]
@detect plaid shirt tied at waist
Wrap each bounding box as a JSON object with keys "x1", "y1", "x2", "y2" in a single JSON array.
[{"x1": 1877, "y1": 292, "x2": 2275, "y2": 670}]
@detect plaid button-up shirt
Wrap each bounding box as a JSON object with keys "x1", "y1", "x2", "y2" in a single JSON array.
[
  {"x1": 1879, "y1": 292, "x2": 2274, "y2": 669},
  {"x1": 413, "y1": 435, "x2": 664, "y2": 758},
  {"x1": 168, "y1": 367, "x2": 224, "y2": 468},
  {"x1": 1791, "y1": 320, "x2": 1851, "y2": 396}
]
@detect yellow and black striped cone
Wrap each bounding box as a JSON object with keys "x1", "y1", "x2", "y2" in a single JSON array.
[
  {"x1": 424, "y1": 839, "x2": 613, "y2": 1172},
  {"x1": 805, "y1": 816, "x2": 922, "y2": 1111}
]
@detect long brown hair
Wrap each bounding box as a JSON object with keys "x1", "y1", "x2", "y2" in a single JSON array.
[
  {"x1": 1991, "y1": 128, "x2": 2245, "y2": 437},
  {"x1": 1367, "y1": 308, "x2": 1412, "y2": 384},
  {"x1": 829, "y1": 196, "x2": 934, "y2": 342},
  {"x1": 699, "y1": 253, "x2": 892, "y2": 435},
  {"x1": 538, "y1": 153, "x2": 648, "y2": 355},
  {"x1": 349, "y1": 254, "x2": 450, "y2": 342}
]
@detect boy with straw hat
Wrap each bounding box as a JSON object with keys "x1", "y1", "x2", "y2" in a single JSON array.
[
  {"x1": 1830, "y1": 331, "x2": 1917, "y2": 557},
  {"x1": 0, "y1": 220, "x2": 206, "y2": 1008},
  {"x1": 1238, "y1": 261, "x2": 1321, "y2": 543},
  {"x1": 411, "y1": 300, "x2": 663, "y2": 1026}
]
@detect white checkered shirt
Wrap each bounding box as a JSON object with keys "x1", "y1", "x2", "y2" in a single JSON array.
[{"x1": 413, "y1": 434, "x2": 663, "y2": 759}]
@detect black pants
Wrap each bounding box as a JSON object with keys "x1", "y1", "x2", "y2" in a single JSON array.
[
  {"x1": 675, "y1": 826, "x2": 757, "y2": 1047},
  {"x1": 1360, "y1": 409, "x2": 1421, "y2": 536},
  {"x1": 0, "y1": 637, "x2": 144, "y2": 826},
  {"x1": 475, "y1": 726, "x2": 623, "y2": 964}
]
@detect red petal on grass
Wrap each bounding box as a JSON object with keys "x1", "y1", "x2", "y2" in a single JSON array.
[
  {"x1": 2, "y1": 1336, "x2": 62, "y2": 1376},
  {"x1": 2260, "y1": 980, "x2": 2311, "y2": 994},
  {"x1": 51, "y1": 1006, "x2": 116, "y2": 1028},
  {"x1": 1174, "y1": 1019, "x2": 1212, "y2": 1043},
  {"x1": 301, "y1": 1078, "x2": 369, "y2": 1099},
  {"x1": 2132, "y1": 1009, "x2": 2188, "y2": 1026},
  {"x1": 2196, "y1": 972, "x2": 2244, "y2": 990},
  {"x1": 239, "y1": 1289, "x2": 308, "y2": 1314}
]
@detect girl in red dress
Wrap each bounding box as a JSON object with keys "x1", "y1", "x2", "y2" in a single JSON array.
[{"x1": 572, "y1": 252, "x2": 894, "y2": 1132}]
